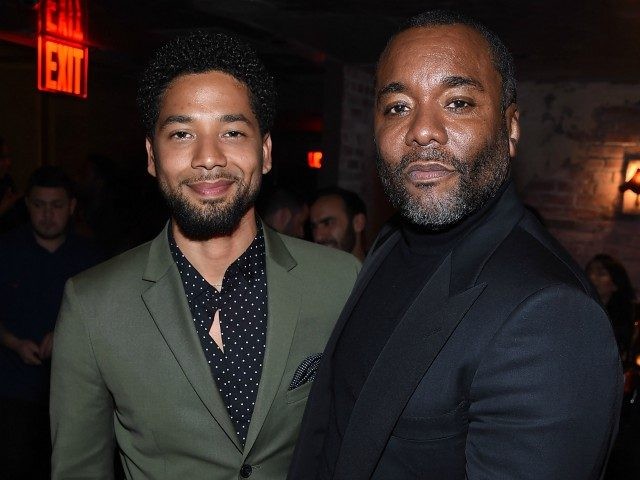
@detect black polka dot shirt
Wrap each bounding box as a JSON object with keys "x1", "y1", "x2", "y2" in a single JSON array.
[{"x1": 169, "y1": 226, "x2": 267, "y2": 446}]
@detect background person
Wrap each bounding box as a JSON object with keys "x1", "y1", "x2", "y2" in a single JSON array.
[
  {"x1": 586, "y1": 254, "x2": 636, "y2": 361},
  {"x1": 259, "y1": 186, "x2": 308, "y2": 239},
  {"x1": 0, "y1": 165, "x2": 102, "y2": 479},
  {"x1": 309, "y1": 186, "x2": 367, "y2": 261}
]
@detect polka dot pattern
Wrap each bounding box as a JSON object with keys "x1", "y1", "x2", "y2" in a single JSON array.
[{"x1": 169, "y1": 226, "x2": 268, "y2": 446}]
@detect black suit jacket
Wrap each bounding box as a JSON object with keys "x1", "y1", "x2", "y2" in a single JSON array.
[{"x1": 289, "y1": 183, "x2": 622, "y2": 480}]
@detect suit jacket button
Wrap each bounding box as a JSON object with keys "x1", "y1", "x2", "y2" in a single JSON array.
[{"x1": 240, "y1": 464, "x2": 252, "y2": 478}]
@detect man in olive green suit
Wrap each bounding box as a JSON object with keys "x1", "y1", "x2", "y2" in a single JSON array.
[{"x1": 50, "y1": 32, "x2": 359, "y2": 479}]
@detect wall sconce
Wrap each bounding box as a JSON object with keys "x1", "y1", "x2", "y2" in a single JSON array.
[{"x1": 620, "y1": 159, "x2": 640, "y2": 214}]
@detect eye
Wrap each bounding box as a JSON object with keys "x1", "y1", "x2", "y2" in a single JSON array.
[
  {"x1": 383, "y1": 103, "x2": 409, "y2": 115},
  {"x1": 446, "y1": 99, "x2": 473, "y2": 111},
  {"x1": 223, "y1": 130, "x2": 246, "y2": 138},
  {"x1": 170, "y1": 131, "x2": 192, "y2": 140}
]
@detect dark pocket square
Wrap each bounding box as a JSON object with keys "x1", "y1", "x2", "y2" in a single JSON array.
[{"x1": 288, "y1": 353, "x2": 323, "y2": 390}]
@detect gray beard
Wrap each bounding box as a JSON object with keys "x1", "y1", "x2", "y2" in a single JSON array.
[{"x1": 376, "y1": 130, "x2": 510, "y2": 230}]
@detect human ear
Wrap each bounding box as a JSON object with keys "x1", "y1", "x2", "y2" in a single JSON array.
[
  {"x1": 505, "y1": 104, "x2": 520, "y2": 158},
  {"x1": 352, "y1": 213, "x2": 366, "y2": 233},
  {"x1": 145, "y1": 137, "x2": 157, "y2": 177},
  {"x1": 262, "y1": 133, "x2": 273, "y2": 174}
]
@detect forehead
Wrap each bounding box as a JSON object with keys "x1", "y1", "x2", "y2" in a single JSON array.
[
  {"x1": 587, "y1": 261, "x2": 609, "y2": 273},
  {"x1": 376, "y1": 24, "x2": 500, "y2": 93},
  {"x1": 28, "y1": 186, "x2": 70, "y2": 201},
  {"x1": 160, "y1": 70, "x2": 252, "y2": 111},
  {"x1": 311, "y1": 195, "x2": 347, "y2": 216}
]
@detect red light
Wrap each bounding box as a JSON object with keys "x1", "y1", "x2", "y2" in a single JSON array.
[
  {"x1": 38, "y1": 36, "x2": 88, "y2": 98},
  {"x1": 37, "y1": 0, "x2": 88, "y2": 98},
  {"x1": 43, "y1": 0, "x2": 85, "y2": 42},
  {"x1": 307, "y1": 151, "x2": 323, "y2": 169}
]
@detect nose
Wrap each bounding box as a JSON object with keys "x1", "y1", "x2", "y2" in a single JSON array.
[
  {"x1": 404, "y1": 105, "x2": 448, "y2": 147},
  {"x1": 313, "y1": 224, "x2": 330, "y2": 243},
  {"x1": 43, "y1": 204, "x2": 54, "y2": 219},
  {"x1": 191, "y1": 137, "x2": 227, "y2": 170}
]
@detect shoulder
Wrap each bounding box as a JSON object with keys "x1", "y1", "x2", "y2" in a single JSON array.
[
  {"x1": 282, "y1": 234, "x2": 360, "y2": 269},
  {"x1": 69, "y1": 240, "x2": 152, "y2": 296},
  {"x1": 0, "y1": 226, "x2": 36, "y2": 272},
  {"x1": 0, "y1": 224, "x2": 32, "y2": 249},
  {"x1": 481, "y1": 213, "x2": 594, "y2": 297},
  {"x1": 278, "y1": 233, "x2": 360, "y2": 275},
  {"x1": 269, "y1": 232, "x2": 360, "y2": 292},
  {"x1": 472, "y1": 216, "x2": 615, "y2": 354},
  {"x1": 465, "y1": 211, "x2": 612, "y2": 343}
]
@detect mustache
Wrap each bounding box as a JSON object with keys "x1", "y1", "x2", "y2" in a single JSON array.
[
  {"x1": 392, "y1": 149, "x2": 466, "y2": 176},
  {"x1": 179, "y1": 172, "x2": 241, "y2": 186}
]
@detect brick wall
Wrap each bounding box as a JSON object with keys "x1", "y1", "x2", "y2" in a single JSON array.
[
  {"x1": 336, "y1": 65, "x2": 374, "y2": 194},
  {"x1": 518, "y1": 82, "x2": 640, "y2": 288},
  {"x1": 338, "y1": 68, "x2": 640, "y2": 289},
  {"x1": 335, "y1": 65, "x2": 394, "y2": 239}
]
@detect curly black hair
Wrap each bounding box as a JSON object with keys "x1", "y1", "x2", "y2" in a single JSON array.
[{"x1": 137, "y1": 31, "x2": 276, "y2": 137}]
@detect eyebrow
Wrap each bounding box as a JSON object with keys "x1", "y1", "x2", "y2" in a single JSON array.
[
  {"x1": 158, "y1": 113, "x2": 251, "y2": 129},
  {"x1": 221, "y1": 113, "x2": 250, "y2": 124},
  {"x1": 376, "y1": 82, "x2": 406, "y2": 104},
  {"x1": 311, "y1": 215, "x2": 336, "y2": 226},
  {"x1": 442, "y1": 75, "x2": 485, "y2": 91},
  {"x1": 159, "y1": 114, "x2": 192, "y2": 128},
  {"x1": 376, "y1": 75, "x2": 484, "y2": 103}
]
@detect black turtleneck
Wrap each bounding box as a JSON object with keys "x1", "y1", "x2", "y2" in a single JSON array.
[{"x1": 318, "y1": 180, "x2": 511, "y2": 478}]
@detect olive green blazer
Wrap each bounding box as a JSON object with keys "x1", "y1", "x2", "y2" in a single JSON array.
[{"x1": 51, "y1": 224, "x2": 359, "y2": 479}]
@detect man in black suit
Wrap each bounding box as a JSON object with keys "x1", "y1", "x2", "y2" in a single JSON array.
[{"x1": 289, "y1": 10, "x2": 622, "y2": 480}]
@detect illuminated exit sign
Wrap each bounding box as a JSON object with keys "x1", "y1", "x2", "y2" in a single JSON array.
[
  {"x1": 307, "y1": 151, "x2": 323, "y2": 169},
  {"x1": 37, "y1": 0, "x2": 89, "y2": 98}
]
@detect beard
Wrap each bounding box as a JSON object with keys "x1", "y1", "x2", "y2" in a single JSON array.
[
  {"x1": 319, "y1": 223, "x2": 356, "y2": 253},
  {"x1": 376, "y1": 127, "x2": 510, "y2": 230},
  {"x1": 32, "y1": 222, "x2": 67, "y2": 240},
  {"x1": 339, "y1": 223, "x2": 356, "y2": 253},
  {"x1": 159, "y1": 172, "x2": 260, "y2": 240}
]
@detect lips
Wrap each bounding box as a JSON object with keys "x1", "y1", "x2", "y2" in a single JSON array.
[
  {"x1": 405, "y1": 162, "x2": 456, "y2": 182},
  {"x1": 188, "y1": 179, "x2": 235, "y2": 196}
]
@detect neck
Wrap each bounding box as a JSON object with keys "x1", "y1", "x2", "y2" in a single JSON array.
[
  {"x1": 172, "y1": 208, "x2": 258, "y2": 286},
  {"x1": 34, "y1": 232, "x2": 66, "y2": 253},
  {"x1": 351, "y1": 237, "x2": 366, "y2": 262},
  {"x1": 600, "y1": 292, "x2": 613, "y2": 306}
]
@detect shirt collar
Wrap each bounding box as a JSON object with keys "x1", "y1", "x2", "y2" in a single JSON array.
[{"x1": 168, "y1": 221, "x2": 266, "y2": 296}]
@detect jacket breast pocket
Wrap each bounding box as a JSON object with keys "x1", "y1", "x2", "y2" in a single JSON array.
[
  {"x1": 392, "y1": 400, "x2": 469, "y2": 442},
  {"x1": 285, "y1": 381, "x2": 313, "y2": 404},
  {"x1": 373, "y1": 401, "x2": 469, "y2": 479}
]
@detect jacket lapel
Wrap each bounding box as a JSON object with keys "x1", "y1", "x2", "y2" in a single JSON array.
[
  {"x1": 333, "y1": 255, "x2": 485, "y2": 479},
  {"x1": 243, "y1": 225, "x2": 301, "y2": 455},
  {"x1": 331, "y1": 182, "x2": 526, "y2": 479},
  {"x1": 287, "y1": 229, "x2": 401, "y2": 477},
  {"x1": 324, "y1": 227, "x2": 401, "y2": 362},
  {"x1": 141, "y1": 226, "x2": 242, "y2": 452}
]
